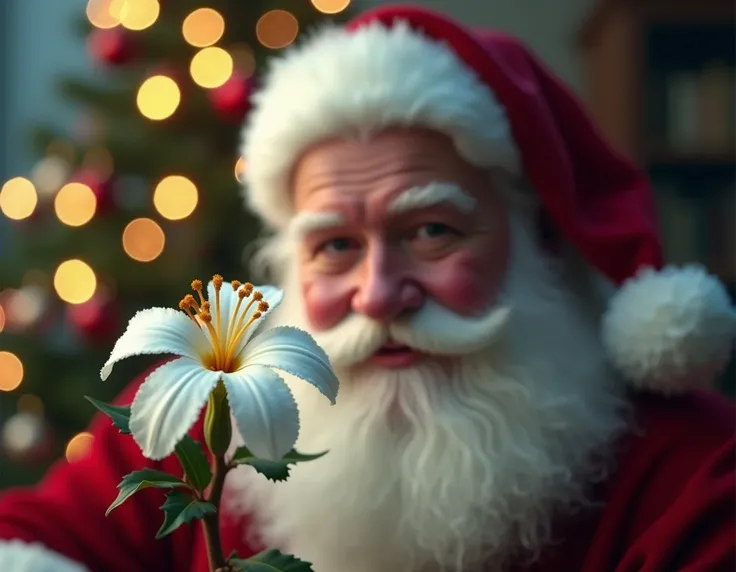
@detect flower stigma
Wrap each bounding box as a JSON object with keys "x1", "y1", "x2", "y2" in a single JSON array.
[{"x1": 178, "y1": 276, "x2": 269, "y2": 373}]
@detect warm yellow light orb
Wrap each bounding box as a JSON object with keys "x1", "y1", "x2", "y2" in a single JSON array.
[
  {"x1": 0, "y1": 351, "x2": 24, "y2": 392},
  {"x1": 182, "y1": 8, "x2": 225, "y2": 47},
  {"x1": 86, "y1": 0, "x2": 119, "y2": 29},
  {"x1": 54, "y1": 182, "x2": 97, "y2": 227},
  {"x1": 136, "y1": 75, "x2": 181, "y2": 120},
  {"x1": 0, "y1": 177, "x2": 38, "y2": 220},
  {"x1": 66, "y1": 432, "x2": 95, "y2": 463},
  {"x1": 256, "y1": 10, "x2": 299, "y2": 50},
  {"x1": 111, "y1": 0, "x2": 160, "y2": 31},
  {"x1": 54, "y1": 259, "x2": 97, "y2": 305},
  {"x1": 122, "y1": 218, "x2": 165, "y2": 262},
  {"x1": 153, "y1": 175, "x2": 198, "y2": 220},
  {"x1": 311, "y1": 0, "x2": 351, "y2": 14},
  {"x1": 190, "y1": 47, "x2": 233, "y2": 89}
]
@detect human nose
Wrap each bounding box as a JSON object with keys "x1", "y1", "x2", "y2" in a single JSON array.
[{"x1": 351, "y1": 243, "x2": 423, "y2": 322}]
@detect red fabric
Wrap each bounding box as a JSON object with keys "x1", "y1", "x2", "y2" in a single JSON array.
[
  {"x1": 347, "y1": 5, "x2": 663, "y2": 286},
  {"x1": 0, "y1": 375, "x2": 733, "y2": 571}
]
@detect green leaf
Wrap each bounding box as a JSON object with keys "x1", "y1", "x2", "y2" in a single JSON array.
[
  {"x1": 155, "y1": 490, "x2": 216, "y2": 539},
  {"x1": 231, "y1": 549, "x2": 314, "y2": 571},
  {"x1": 106, "y1": 469, "x2": 188, "y2": 516},
  {"x1": 230, "y1": 447, "x2": 327, "y2": 482},
  {"x1": 85, "y1": 396, "x2": 131, "y2": 434},
  {"x1": 174, "y1": 436, "x2": 212, "y2": 493}
]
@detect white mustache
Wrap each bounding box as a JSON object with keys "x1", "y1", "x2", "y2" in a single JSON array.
[{"x1": 310, "y1": 299, "x2": 512, "y2": 368}]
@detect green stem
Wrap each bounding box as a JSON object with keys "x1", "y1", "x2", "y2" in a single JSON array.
[{"x1": 202, "y1": 454, "x2": 231, "y2": 571}]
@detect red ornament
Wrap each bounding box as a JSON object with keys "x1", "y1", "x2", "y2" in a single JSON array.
[
  {"x1": 71, "y1": 168, "x2": 115, "y2": 214},
  {"x1": 66, "y1": 296, "x2": 120, "y2": 344},
  {"x1": 88, "y1": 27, "x2": 135, "y2": 66},
  {"x1": 209, "y1": 73, "x2": 253, "y2": 122}
]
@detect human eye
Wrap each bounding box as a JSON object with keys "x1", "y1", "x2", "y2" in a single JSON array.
[
  {"x1": 315, "y1": 236, "x2": 361, "y2": 256},
  {"x1": 414, "y1": 222, "x2": 458, "y2": 240}
]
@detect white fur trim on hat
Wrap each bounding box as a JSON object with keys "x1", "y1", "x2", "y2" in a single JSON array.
[
  {"x1": 241, "y1": 20, "x2": 519, "y2": 229},
  {"x1": 602, "y1": 265, "x2": 736, "y2": 395},
  {"x1": 0, "y1": 540, "x2": 90, "y2": 572}
]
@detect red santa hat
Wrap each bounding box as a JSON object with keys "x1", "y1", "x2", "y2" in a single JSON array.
[{"x1": 240, "y1": 5, "x2": 735, "y2": 395}]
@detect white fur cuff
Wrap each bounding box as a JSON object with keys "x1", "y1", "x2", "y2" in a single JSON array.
[
  {"x1": 602, "y1": 265, "x2": 736, "y2": 394},
  {"x1": 0, "y1": 540, "x2": 90, "y2": 572}
]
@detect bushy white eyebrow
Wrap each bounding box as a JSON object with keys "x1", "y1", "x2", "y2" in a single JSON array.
[
  {"x1": 288, "y1": 211, "x2": 346, "y2": 240},
  {"x1": 388, "y1": 182, "x2": 477, "y2": 214}
]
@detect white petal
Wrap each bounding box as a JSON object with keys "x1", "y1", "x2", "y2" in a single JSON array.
[
  {"x1": 129, "y1": 357, "x2": 221, "y2": 460},
  {"x1": 231, "y1": 285, "x2": 285, "y2": 355},
  {"x1": 100, "y1": 308, "x2": 207, "y2": 381},
  {"x1": 222, "y1": 365, "x2": 299, "y2": 461},
  {"x1": 241, "y1": 326, "x2": 339, "y2": 404}
]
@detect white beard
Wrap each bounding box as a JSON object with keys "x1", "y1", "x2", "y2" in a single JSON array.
[{"x1": 224, "y1": 210, "x2": 629, "y2": 572}]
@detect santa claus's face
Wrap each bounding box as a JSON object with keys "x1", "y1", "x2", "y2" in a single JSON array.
[
  {"x1": 291, "y1": 128, "x2": 511, "y2": 369},
  {"x1": 229, "y1": 127, "x2": 626, "y2": 572}
]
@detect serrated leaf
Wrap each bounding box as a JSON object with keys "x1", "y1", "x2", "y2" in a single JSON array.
[
  {"x1": 174, "y1": 436, "x2": 212, "y2": 492},
  {"x1": 231, "y1": 549, "x2": 314, "y2": 571},
  {"x1": 85, "y1": 396, "x2": 131, "y2": 434},
  {"x1": 106, "y1": 469, "x2": 188, "y2": 516},
  {"x1": 230, "y1": 447, "x2": 327, "y2": 482},
  {"x1": 155, "y1": 490, "x2": 216, "y2": 539}
]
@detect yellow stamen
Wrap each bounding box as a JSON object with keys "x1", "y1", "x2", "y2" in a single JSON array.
[
  {"x1": 224, "y1": 285, "x2": 252, "y2": 349},
  {"x1": 226, "y1": 298, "x2": 268, "y2": 358},
  {"x1": 178, "y1": 298, "x2": 197, "y2": 322},
  {"x1": 191, "y1": 279, "x2": 205, "y2": 305},
  {"x1": 212, "y1": 274, "x2": 224, "y2": 340},
  {"x1": 180, "y1": 277, "x2": 271, "y2": 373}
]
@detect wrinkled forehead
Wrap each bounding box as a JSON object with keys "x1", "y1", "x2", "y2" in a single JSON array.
[{"x1": 288, "y1": 128, "x2": 488, "y2": 226}]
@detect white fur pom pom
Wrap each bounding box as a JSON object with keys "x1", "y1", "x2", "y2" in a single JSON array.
[
  {"x1": 0, "y1": 540, "x2": 89, "y2": 572},
  {"x1": 602, "y1": 265, "x2": 736, "y2": 395}
]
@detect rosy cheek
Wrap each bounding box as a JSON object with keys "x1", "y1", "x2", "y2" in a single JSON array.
[
  {"x1": 301, "y1": 277, "x2": 353, "y2": 331},
  {"x1": 422, "y1": 250, "x2": 509, "y2": 316}
]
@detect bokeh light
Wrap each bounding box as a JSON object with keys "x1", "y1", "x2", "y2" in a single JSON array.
[
  {"x1": 86, "y1": 0, "x2": 119, "y2": 29},
  {"x1": 6, "y1": 286, "x2": 46, "y2": 328},
  {"x1": 66, "y1": 432, "x2": 95, "y2": 463},
  {"x1": 256, "y1": 10, "x2": 299, "y2": 50},
  {"x1": 136, "y1": 75, "x2": 181, "y2": 120},
  {"x1": 0, "y1": 351, "x2": 24, "y2": 392},
  {"x1": 54, "y1": 182, "x2": 97, "y2": 227},
  {"x1": 54, "y1": 259, "x2": 97, "y2": 304},
  {"x1": 190, "y1": 47, "x2": 233, "y2": 89},
  {"x1": 235, "y1": 157, "x2": 247, "y2": 183},
  {"x1": 82, "y1": 147, "x2": 115, "y2": 180},
  {"x1": 17, "y1": 394, "x2": 45, "y2": 416},
  {"x1": 153, "y1": 175, "x2": 198, "y2": 220},
  {"x1": 230, "y1": 44, "x2": 256, "y2": 78},
  {"x1": 111, "y1": 0, "x2": 160, "y2": 31},
  {"x1": 0, "y1": 177, "x2": 38, "y2": 220},
  {"x1": 182, "y1": 8, "x2": 225, "y2": 47},
  {"x1": 311, "y1": 0, "x2": 351, "y2": 14},
  {"x1": 122, "y1": 218, "x2": 165, "y2": 262},
  {"x1": 31, "y1": 156, "x2": 71, "y2": 198}
]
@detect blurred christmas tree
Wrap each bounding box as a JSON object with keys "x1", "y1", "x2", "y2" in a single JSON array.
[{"x1": 0, "y1": 0, "x2": 354, "y2": 486}]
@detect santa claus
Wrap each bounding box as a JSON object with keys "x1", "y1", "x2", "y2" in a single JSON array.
[{"x1": 0, "y1": 5, "x2": 734, "y2": 572}]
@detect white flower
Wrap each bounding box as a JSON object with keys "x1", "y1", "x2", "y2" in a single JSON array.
[{"x1": 100, "y1": 276, "x2": 339, "y2": 461}]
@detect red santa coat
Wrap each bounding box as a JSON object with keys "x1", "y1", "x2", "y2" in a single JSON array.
[{"x1": 0, "y1": 374, "x2": 733, "y2": 572}]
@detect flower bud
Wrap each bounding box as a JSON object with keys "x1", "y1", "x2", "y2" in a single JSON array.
[{"x1": 204, "y1": 382, "x2": 232, "y2": 457}]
